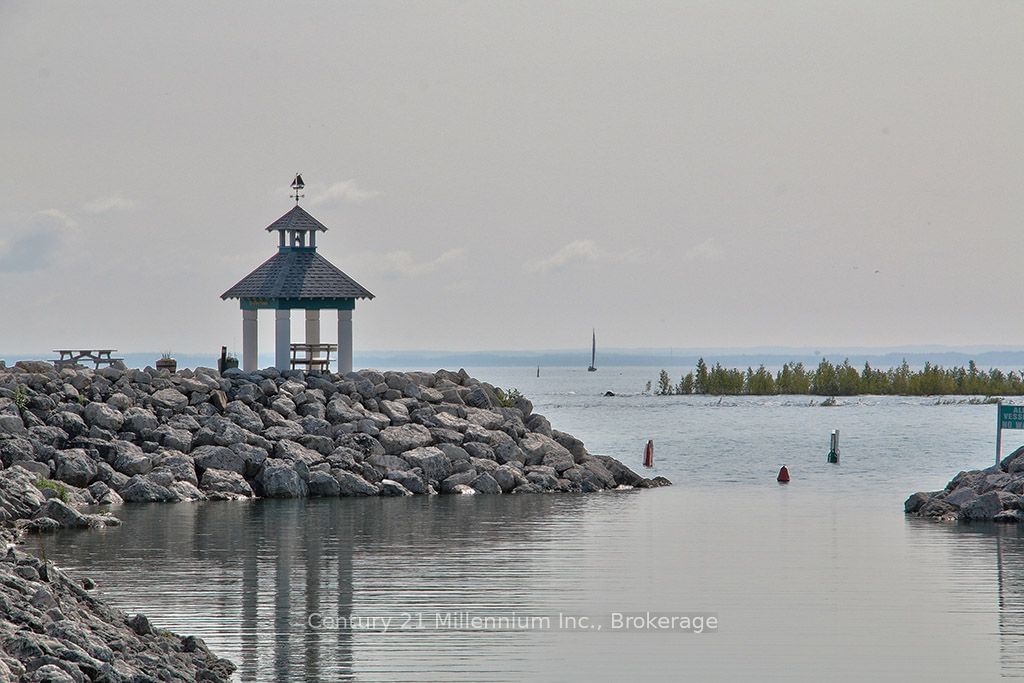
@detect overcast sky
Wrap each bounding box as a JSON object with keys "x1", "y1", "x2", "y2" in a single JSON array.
[{"x1": 1, "y1": 2, "x2": 1021, "y2": 356}]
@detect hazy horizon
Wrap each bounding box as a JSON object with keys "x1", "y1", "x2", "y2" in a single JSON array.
[
  {"x1": 2, "y1": 2, "x2": 1021, "y2": 354},
  {"x1": 6, "y1": 343, "x2": 1024, "y2": 374}
]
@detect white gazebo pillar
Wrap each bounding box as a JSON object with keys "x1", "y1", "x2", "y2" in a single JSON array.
[
  {"x1": 305, "y1": 309, "x2": 320, "y2": 346},
  {"x1": 242, "y1": 309, "x2": 258, "y2": 371},
  {"x1": 337, "y1": 309, "x2": 353, "y2": 374},
  {"x1": 275, "y1": 309, "x2": 291, "y2": 371}
]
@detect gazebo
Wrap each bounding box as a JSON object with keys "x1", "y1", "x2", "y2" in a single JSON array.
[{"x1": 221, "y1": 176, "x2": 374, "y2": 373}]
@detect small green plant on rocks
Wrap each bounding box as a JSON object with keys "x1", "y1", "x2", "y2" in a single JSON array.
[
  {"x1": 494, "y1": 387, "x2": 524, "y2": 408},
  {"x1": 13, "y1": 385, "x2": 28, "y2": 412},
  {"x1": 34, "y1": 478, "x2": 69, "y2": 503}
]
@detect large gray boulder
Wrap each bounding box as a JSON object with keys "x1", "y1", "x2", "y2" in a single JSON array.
[
  {"x1": 228, "y1": 442, "x2": 269, "y2": 478},
  {"x1": 366, "y1": 453, "x2": 409, "y2": 472},
  {"x1": 153, "y1": 450, "x2": 199, "y2": 486},
  {"x1": 151, "y1": 388, "x2": 188, "y2": 411},
  {"x1": 379, "y1": 400, "x2": 410, "y2": 426},
  {"x1": 326, "y1": 398, "x2": 363, "y2": 424},
  {"x1": 0, "y1": 436, "x2": 36, "y2": 467},
  {"x1": 155, "y1": 425, "x2": 193, "y2": 452},
  {"x1": 83, "y1": 402, "x2": 124, "y2": 432},
  {"x1": 307, "y1": 470, "x2": 341, "y2": 497},
  {"x1": 464, "y1": 386, "x2": 495, "y2": 409},
  {"x1": 225, "y1": 401, "x2": 264, "y2": 433},
  {"x1": 119, "y1": 475, "x2": 179, "y2": 503},
  {"x1": 463, "y1": 442, "x2": 495, "y2": 461},
  {"x1": 945, "y1": 487, "x2": 978, "y2": 509},
  {"x1": 11, "y1": 460, "x2": 50, "y2": 479},
  {"x1": 494, "y1": 441, "x2": 526, "y2": 465},
  {"x1": 168, "y1": 480, "x2": 206, "y2": 501},
  {"x1": 552, "y1": 429, "x2": 588, "y2": 462},
  {"x1": 581, "y1": 458, "x2": 617, "y2": 489},
  {"x1": 402, "y1": 446, "x2": 453, "y2": 482},
  {"x1": 111, "y1": 442, "x2": 154, "y2": 477},
  {"x1": 962, "y1": 491, "x2": 1007, "y2": 521},
  {"x1": 379, "y1": 479, "x2": 413, "y2": 497},
  {"x1": 0, "y1": 413, "x2": 27, "y2": 436},
  {"x1": 491, "y1": 465, "x2": 522, "y2": 493},
  {"x1": 256, "y1": 459, "x2": 308, "y2": 498},
  {"x1": 592, "y1": 455, "x2": 645, "y2": 487},
  {"x1": 385, "y1": 470, "x2": 427, "y2": 495},
  {"x1": 88, "y1": 480, "x2": 124, "y2": 505},
  {"x1": 191, "y1": 445, "x2": 247, "y2": 476},
  {"x1": 526, "y1": 469, "x2": 559, "y2": 490},
  {"x1": 440, "y1": 470, "x2": 476, "y2": 494},
  {"x1": 34, "y1": 498, "x2": 90, "y2": 528},
  {"x1": 0, "y1": 466, "x2": 47, "y2": 519},
  {"x1": 333, "y1": 470, "x2": 378, "y2": 497},
  {"x1": 333, "y1": 471, "x2": 378, "y2": 497},
  {"x1": 519, "y1": 433, "x2": 573, "y2": 467},
  {"x1": 433, "y1": 411, "x2": 471, "y2": 432},
  {"x1": 470, "y1": 472, "x2": 502, "y2": 495},
  {"x1": 904, "y1": 492, "x2": 931, "y2": 513},
  {"x1": 200, "y1": 468, "x2": 253, "y2": 498},
  {"x1": 55, "y1": 448, "x2": 98, "y2": 487},
  {"x1": 192, "y1": 418, "x2": 247, "y2": 448},
  {"x1": 47, "y1": 411, "x2": 87, "y2": 437},
  {"x1": 28, "y1": 425, "x2": 69, "y2": 449},
  {"x1": 1002, "y1": 445, "x2": 1024, "y2": 474},
  {"x1": 541, "y1": 449, "x2": 575, "y2": 474},
  {"x1": 334, "y1": 432, "x2": 385, "y2": 458},
  {"x1": 122, "y1": 407, "x2": 159, "y2": 435},
  {"x1": 274, "y1": 440, "x2": 325, "y2": 468},
  {"x1": 378, "y1": 424, "x2": 433, "y2": 454}
]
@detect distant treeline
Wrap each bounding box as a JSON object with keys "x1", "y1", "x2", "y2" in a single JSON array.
[{"x1": 650, "y1": 358, "x2": 1024, "y2": 396}]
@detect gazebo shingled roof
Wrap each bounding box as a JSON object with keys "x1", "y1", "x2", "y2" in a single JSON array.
[
  {"x1": 220, "y1": 251, "x2": 374, "y2": 300},
  {"x1": 264, "y1": 205, "x2": 329, "y2": 234}
]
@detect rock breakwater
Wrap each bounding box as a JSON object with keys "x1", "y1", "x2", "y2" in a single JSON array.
[
  {"x1": 0, "y1": 361, "x2": 669, "y2": 680},
  {"x1": 906, "y1": 445, "x2": 1024, "y2": 522},
  {"x1": 0, "y1": 362, "x2": 668, "y2": 529}
]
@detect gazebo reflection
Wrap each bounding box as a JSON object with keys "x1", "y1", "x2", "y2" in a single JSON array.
[{"x1": 29, "y1": 493, "x2": 594, "y2": 681}]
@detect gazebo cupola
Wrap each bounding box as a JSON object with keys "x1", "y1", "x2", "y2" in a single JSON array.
[{"x1": 221, "y1": 174, "x2": 374, "y2": 373}]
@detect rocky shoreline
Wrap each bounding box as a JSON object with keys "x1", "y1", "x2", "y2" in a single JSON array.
[
  {"x1": 905, "y1": 446, "x2": 1024, "y2": 522},
  {"x1": 0, "y1": 539, "x2": 235, "y2": 681},
  {"x1": 0, "y1": 361, "x2": 667, "y2": 680}
]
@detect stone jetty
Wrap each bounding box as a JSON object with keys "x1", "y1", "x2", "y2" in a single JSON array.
[
  {"x1": 0, "y1": 361, "x2": 668, "y2": 526},
  {"x1": 0, "y1": 360, "x2": 668, "y2": 680},
  {"x1": 906, "y1": 446, "x2": 1024, "y2": 522}
]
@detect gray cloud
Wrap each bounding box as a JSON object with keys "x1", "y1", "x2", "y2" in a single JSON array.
[
  {"x1": 310, "y1": 180, "x2": 381, "y2": 206},
  {"x1": 0, "y1": 228, "x2": 58, "y2": 273},
  {"x1": 529, "y1": 240, "x2": 600, "y2": 273},
  {"x1": 364, "y1": 248, "x2": 468, "y2": 278},
  {"x1": 83, "y1": 195, "x2": 136, "y2": 213}
]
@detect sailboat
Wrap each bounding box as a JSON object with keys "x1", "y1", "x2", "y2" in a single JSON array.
[{"x1": 587, "y1": 329, "x2": 597, "y2": 372}]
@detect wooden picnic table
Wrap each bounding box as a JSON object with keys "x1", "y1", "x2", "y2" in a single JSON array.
[
  {"x1": 52, "y1": 349, "x2": 124, "y2": 369},
  {"x1": 289, "y1": 343, "x2": 337, "y2": 372}
]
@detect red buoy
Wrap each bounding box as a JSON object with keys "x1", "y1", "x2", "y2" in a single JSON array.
[
  {"x1": 777, "y1": 465, "x2": 790, "y2": 483},
  {"x1": 643, "y1": 439, "x2": 654, "y2": 468}
]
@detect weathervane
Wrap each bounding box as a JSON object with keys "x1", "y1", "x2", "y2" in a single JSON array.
[{"x1": 290, "y1": 173, "x2": 305, "y2": 204}]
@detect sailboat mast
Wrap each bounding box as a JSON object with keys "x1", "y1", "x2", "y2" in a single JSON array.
[{"x1": 587, "y1": 329, "x2": 597, "y2": 371}]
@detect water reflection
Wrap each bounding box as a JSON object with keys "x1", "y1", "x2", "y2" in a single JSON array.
[
  {"x1": 31, "y1": 493, "x2": 614, "y2": 682},
  {"x1": 953, "y1": 523, "x2": 1024, "y2": 678}
]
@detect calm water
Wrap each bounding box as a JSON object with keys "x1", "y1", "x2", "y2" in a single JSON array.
[{"x1": 26, "y1": 367, "x2": 1024, "y2": 681}]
